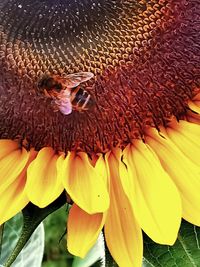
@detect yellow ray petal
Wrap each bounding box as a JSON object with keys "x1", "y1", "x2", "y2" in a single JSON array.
[
  {"x1": 188, "y1": 100, "x2": 200, "y2": 114},
  {"x1": 95, "y1": 154, "x2": 108, "y2": 185},
  {"x1": 195, "y1": 100, "x2": 200, "y2": 107},
  {"x1": 104, "y1": 151, "x2": 143, "y2": 267},
  {"x1": 146, "y1": 127, "x2": 200, "y2": 226},
  {"x1": 67, "y1": 204, "x2": 105, "y2": 258},
  {"x1": 0, "y1": 141, "x2": 29, "y2": 194},
  {"x1": 0, "y1": 140, "x2": 19, "y2": 158},
  {"x1": 0, "y1": 149, "x2": 37, "y2": 224},
  {"x1": 120, "y1": 142, "x2": 181, "y2": 245},
  {"x1": 57, "y1": 152, "x2": 109, "y2": 214},
  {"x1": 186, "y1": 111, "x2": 200, "y2": 125},
  {"x1": 26, "y1": 147, "x2": 63, "y2": 208},
  {"x1": 166, "y1": 120, "x2": 200, "y2": 165}
]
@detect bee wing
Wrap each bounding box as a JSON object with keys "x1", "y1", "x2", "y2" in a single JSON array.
[{"x1": 63, "y1": 72, "x2": 94, "y2": 88}]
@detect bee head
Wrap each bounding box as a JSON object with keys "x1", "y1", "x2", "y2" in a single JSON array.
[{"x1": 37, "y1": 75, "x2": 62, "y2": 94}]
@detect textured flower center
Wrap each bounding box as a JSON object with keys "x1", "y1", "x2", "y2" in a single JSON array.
[{"x1": 0, "y1": 0, "x2": 200, "y2": 154}]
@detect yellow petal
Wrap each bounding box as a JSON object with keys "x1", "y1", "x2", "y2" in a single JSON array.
[
  {"x1": 188, "y1": 100, "x2": 200, "y2": 114},
  {"x1": 166, "y1": 120, "x2": 200, "y2": 165},
  {"x1": 121, "y1": 142, "x2": 181, "y2": 245},
  {"x1": 67, "y1": 204, "x2": 105, "y2": 258},
  {"x1": 95, "y1": 154, "x2": 108, "y2": 185},
  {"x1": 186, "y1": 112, "x2": 200, "y2": 125},
  {"x1": 57, "y1": 152, "x2": 109, "y2": 214},
  {"x1": 146, "y1": 127, "x2": 200, "y2": 226},
  {"x1": 104, "y1": 150, "x2": 143, "y2": 267},
  {"x1": 0, "y1": 140, "x2": 19, "y2": 158},
  {"x1": 0, "y1": 141, "x2": 29, "y2": 194},
  {"x1": 26, "y1": 147, "x2": 63, "y2": 208},
  {"x1": 0, "y1": 149, "x2": 37, "y2": 224}
]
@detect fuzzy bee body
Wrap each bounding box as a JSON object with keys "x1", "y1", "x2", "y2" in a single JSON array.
[
  {"x1": 70, "y1": 87, "x2": 94, "y2": 111},
  {"x1": 37, "y1": 72, "x2": 94, "y2": 115}
]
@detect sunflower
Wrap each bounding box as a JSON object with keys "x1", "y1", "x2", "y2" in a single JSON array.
[{"x1": 0, "y1": 0, "x2": 200, "y2": 266}]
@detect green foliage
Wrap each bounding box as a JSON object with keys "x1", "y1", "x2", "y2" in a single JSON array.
[
  {"x1": 42, "y1": 204, "x2": 73, "y2": 267},
  {"x1": 143, "y1": 220, "x2": 200, "y2": 267},
  {"x1": 2, "y1": 195, "x2": 66, "y2": 266},
  {"x1": 3, "y1": 208, "x2": 200, "y2": 267},
  {"x1": 0, "y1": 200, "x2": 104, "y2": 267},
  {"x1": 0, "y1": 213, "x2": 44, "y2": 267}
]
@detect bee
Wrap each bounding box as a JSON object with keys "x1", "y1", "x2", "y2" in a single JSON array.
[{"x1": 37, "y1": 72, "x2": 95, "y2": 115}]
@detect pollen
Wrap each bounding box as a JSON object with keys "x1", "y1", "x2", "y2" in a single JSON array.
[{"x1": 0, "y1": 0, "x2": 200, "y2": 154}]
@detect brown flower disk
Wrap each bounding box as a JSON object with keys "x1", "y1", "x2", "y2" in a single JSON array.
[{"x1": 0, "y1": 0, "x2": 200, "y2": 154}]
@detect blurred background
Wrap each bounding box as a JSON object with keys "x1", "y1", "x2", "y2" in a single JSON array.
[{"x1": 42, "y1": 205, "x2": 72, "y2": 267}]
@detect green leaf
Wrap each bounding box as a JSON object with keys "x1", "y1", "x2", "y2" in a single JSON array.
[
  {"x1": 0, "y1": 213, "x2": 23, "y2": 265},
  {"x1": 72, "y1": 233, "x2": 105, "y2": 267},
  {"x1": 143, "y1": 220, "x2": 200, "y2": 267},
  {"x1": 13, "y1": 223, "x2": 44, "y2": 267},
  {"x1": 4, "y1": 193, "x2": 66, "y2": 267},
  {"x1": 0, "y1": 213, "x2": 44, "y2": 267},
  {"x1": 42, "y1": 204, "x2": 74, "y2": 267},
  {"x1": 0, "y1": 224, "x2": 4, "y2": 256}
]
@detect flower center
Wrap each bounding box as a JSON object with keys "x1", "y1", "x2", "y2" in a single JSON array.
[{"x1": 0, "y1": 0, "x2": 200, "y2": 154}]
